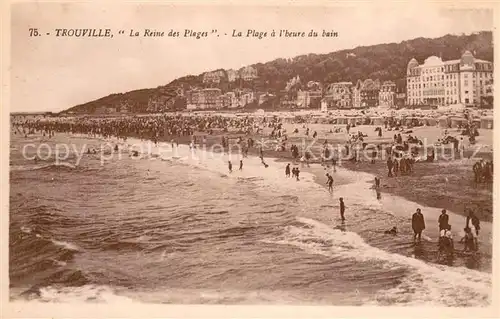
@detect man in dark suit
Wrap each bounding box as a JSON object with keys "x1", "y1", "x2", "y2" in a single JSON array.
[{"x1": 412, "y1": 208, "x2": 425, "y2": 243}]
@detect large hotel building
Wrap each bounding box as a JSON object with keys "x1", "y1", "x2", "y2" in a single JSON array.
[{"x1": 406, "y1": 51, "x2": 493, "y2": 106}]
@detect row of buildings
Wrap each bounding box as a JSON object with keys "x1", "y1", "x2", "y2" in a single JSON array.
[
  {"x1": 299, "y1": 79, "x2": 405, "y2": 110},
  {"x1": 298, "y1": 50, "x2": 493, "y2": 110},
  {"x1": 184, "y1": 88, "x2": 276, "y2": 110},
  {"x1": 202, "y1": 66, "x2": 258, "y2": 84},
  {"x1": 106, "y1": 50, "x2": 494, "y2": 114}
]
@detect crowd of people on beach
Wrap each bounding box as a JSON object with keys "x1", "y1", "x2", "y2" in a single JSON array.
[
  {"x1": 12, "y1": 114, "x2": 258, "y2": 143},
  {"x1": 411, "y1": 206, "x2": 480, "y2": 260},
  {"x1": 473, "y1": 159, "x2": 493, "y2": 183}
]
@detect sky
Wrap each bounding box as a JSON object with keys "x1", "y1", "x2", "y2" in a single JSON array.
[{"x1": 9, "y1": 2, "x2": 494, "y2": 112}]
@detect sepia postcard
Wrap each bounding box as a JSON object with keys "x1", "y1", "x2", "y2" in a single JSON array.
[{"x1": 2, "y1": 0, "x2": 499, "y2": 318}]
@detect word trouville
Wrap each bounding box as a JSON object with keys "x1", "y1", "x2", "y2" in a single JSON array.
[{"x1": 54, "y1": 28, "x2": 113, "y2": 37}]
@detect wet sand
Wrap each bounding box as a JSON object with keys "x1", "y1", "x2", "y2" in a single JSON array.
[{"x1": 187, "y1": 124, "x2": 493, "y2": 223}]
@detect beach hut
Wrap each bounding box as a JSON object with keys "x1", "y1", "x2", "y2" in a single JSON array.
[{"x1": 480, "y1": 116, "x2": 493, "y2": 129}]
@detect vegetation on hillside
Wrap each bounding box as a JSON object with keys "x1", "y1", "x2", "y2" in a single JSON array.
[{"x1": 62, "y1": 31, "x2": 493, "y2": 114}]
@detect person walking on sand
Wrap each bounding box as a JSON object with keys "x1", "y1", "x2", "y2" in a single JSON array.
[
  {"x1": 239, "y1": 160, "x2": 243, "y2": 171},
  {"x1": 387, "y1": 157, "x2": 393, "y2": 177},
  {"x1": 326, "y1": 173, "x2": 334, "y2": 193},
  {"x1": 332, "y1": 153, "x2": 337, "y2": 172},
  {"x1": 285, "y1": 163, "x2": 291, "y2": 177},
  {"x1": 228, "y1": 161, "x2": 233, "y2": 173},
  {"x1": 295, "y1": 167, "x2": 300, "y2": 181},
  {"x1": 339, "y1": 197, "x2": 346, "y2": 221},
  {"x1": 412, "y1": 208, "x2": 425, "y2": 243}
]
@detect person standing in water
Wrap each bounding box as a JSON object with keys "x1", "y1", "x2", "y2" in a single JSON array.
[
  {"x1": 326, "y1": 173, "x2": 334, "y2": 193},
  {"x1": 339, "y1": 197, "x2": 345, "y2": 221},
  {"x1": 466, "y1": 209, "x2": 480, "y2": 236},
  {"x1": 438, "y1": 209, "x2": 449, "y2": 231},
  {"x1": 239, "y1": 160, "x2": 243, "y2": 171},
  {"x1": 228, "y1": 161, "x2": 233, "y2": 173},
  {"x1": 285, "y1": 163, "x2": 291, "y2": 177},
  {"x1": 412, "y1": 208, "x2": 425, "y2": 243},
  {"x1": 459, "y1": 227, "x2": 477, "y2": 252}
]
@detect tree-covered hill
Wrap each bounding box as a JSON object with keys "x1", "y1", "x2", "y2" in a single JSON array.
[{"x1": 62, "y1": 31, "x2": 493, "y2": 114}]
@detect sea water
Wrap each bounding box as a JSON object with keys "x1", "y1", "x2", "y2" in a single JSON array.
[{"x1": 9, "y1": 132, "x2": 492, "y2": 306}]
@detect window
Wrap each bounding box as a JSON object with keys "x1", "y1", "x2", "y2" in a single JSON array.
[
  {"x1": 464, "y1": 80, "x2": 468, "y2": 86},
  {"x1": 465, "y1": 90, "x2": 469, "y2": 94}
]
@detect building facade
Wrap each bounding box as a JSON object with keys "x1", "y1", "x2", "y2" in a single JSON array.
[
  {"x1": 482, "y1": 78, "x2": 494, "y2": 108},
  {"x1": 379, "y1": 81, "x2": 396, "y2": 107},
  {"x1": 227, "y1": 69, "x2": 240, "y2": 82},
  {"x1": 239, "y1": 66, "x2": 258, "y2": 81},
  {"x1": 296, "y1": 90, "x2": 322, "y2": 108},
  {"x1": 353, "y1": 79, "x2": 381, "y2": 108},
  {"x1": 324, "y1": 82, "x2": 353, "y2": 109},
  {"x1": 186, "y1": 88, "x2": 223, "y2": 109},
  {"x1": 406, "y1": 51, "x2": 493, "y2": 106},
  {"x1": 223, "y1": 92, "x2": 239, "y2": 108},
  {"x1": 202, "y1": 70, "x2": 226, "y2": 84}
]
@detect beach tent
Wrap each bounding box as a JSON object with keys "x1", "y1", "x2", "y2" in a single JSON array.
[
  {"x1": 370, "y1": 117, "x2": 384, "y2": 126},
  {"x1": 438, "y1": 116, "x2": 449, "y2": 128},
  {"x1": 282, "y1": 115, "x2": 294, "y2": 124},
  {"x1": 450, "y1": 116, "x2": 466, "y2": 128},
  {"x1": 480, "y1": 116, "x2": 493, "y2": 129},
  {"x1": 353, "y1": 116, "x2": 363, "y2": 125},
  {"x1": 337, "y1": 117, "x2": 348, "y2": 125},
  {"x1": 424, "y1": 117, "x2": 437, "y2": 126}
]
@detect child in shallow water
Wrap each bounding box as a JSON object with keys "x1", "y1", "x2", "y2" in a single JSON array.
[{"x1": 384, "y1": 226, "x2": 397, "y2": 235}]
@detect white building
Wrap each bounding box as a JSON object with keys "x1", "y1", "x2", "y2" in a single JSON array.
[
  {"x1": 239, "y1": 66, "x2": 258, "y2": 81},
  {"x1": 227, "y1": 69, "x2": 240, "y2": 82},
  {"x1": 406, "y1": 51, "x2": 493, "y2": 106}
]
